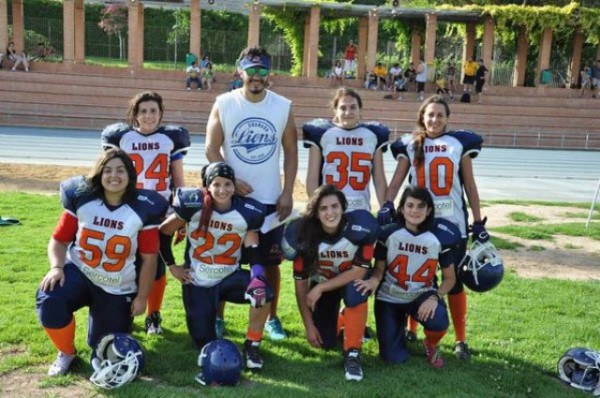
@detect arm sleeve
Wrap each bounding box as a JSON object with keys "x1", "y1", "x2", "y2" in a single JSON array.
[
  {"x1": 138, "y1": 228, "x2": 160, "y2": 254},
  {"x1": 52, "y1": 211, "x2": 78, "y2": 243}
]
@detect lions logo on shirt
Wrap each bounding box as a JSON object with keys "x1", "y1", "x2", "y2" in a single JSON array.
[{"x1": 230, "y1": 117, "x2": 278, "y2": 164}]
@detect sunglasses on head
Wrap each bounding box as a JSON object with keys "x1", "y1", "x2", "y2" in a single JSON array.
[{"x1": 244, "y1": 67, "x2": 269, "y2": 77}]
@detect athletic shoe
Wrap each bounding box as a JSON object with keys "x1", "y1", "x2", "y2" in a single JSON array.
[
  {"x1": 215, "y1": 317, "x2": 226, "y2": 339},
  {"x1": 146, "y1": 311, "x2": 163, "y2": 335},
  {"x1": 363, "y1": 326, "x2": 376, "y2": 343},
  {"x1": 406, "y1": 330, "x2": 418, "y2": 343},
  {"x1": 424, "y1": 343, "x2": 445, "y2": 368},
  {"x1": 243, "y1": 340, "x2": 263, "y2": 370},
  {"x1": 265, "y1": 316, "x2": 287, "y2": 340},
  {"x1": 48, "y1": 351, "x2": 76, "y2": 376},
  {"x1": 454, "y1": 341, "x2": 472, "y2": 360},
  {"x1": 343, "y1": 349, "x2": 363, "y2": 381}
]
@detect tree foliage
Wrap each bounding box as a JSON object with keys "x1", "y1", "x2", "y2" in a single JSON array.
[{"x1": 98, "y1": 3, "x2": 128, "y2": 59}]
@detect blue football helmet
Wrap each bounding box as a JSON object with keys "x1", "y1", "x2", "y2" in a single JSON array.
[
  {"x1": 459, "y1": 241, "x2": 504, "y2": 292},
  {"x1": 558, "y1": 347, "x2": 600, "y2": 394},
  {"x1": 90, "y1": 333, "x2": 145, "y2": 389},
  {"x1": 196, "y1": 339, "x2": 243, "y2": 386}
]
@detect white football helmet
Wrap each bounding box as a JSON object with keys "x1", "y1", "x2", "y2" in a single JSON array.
[
  {"x1": 558, "y1": 347, "x2": 600, "y2": 395},
  {"x1": 90, "y1": 333, "x2": 145, "y2": 389},
  {"x1": 459, "y1": 241, "x2": 504, "y2": 292}
]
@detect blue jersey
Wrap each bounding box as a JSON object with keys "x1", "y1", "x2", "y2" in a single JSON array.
[
  {"x1": 282, "y1": 210, "x2": 379, "y2": 283},
  {"x1": 101, "y1": 123, "x2": 191, "y2": 201},
  {"x1": 390, "y1": 130, "x2": 483, "y2": 237},
  {"x1": 59, "y1": 176, "x2": 168, "y2": 295},
  {"x1": 303, "y1": 119, "x2": 389, "y2": 211},
  {"x1": 374, "y1": 218, "x2": 460, "y2": 304},
  {"x1": 172, "y1": 188, "x2": 265, "y2": 287}
]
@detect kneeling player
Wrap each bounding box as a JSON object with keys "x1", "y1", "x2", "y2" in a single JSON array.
[
  {"x1": 282, "y1": 185, "x2": 379, "y2": 382},
  {"x1": 36, "y1": 149, "x2": 168, "y2": 377},
  {"x1": 356, "y1": 187, "x2": 459, "y2": 368},
  {"x1": 159, "y1": 162, "x2": 271, "y2": 371}
]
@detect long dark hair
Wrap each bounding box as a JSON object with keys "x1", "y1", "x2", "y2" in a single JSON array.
[
  {"x1": 87, "y1": 149, "x2": 138, "y2": 204},
  {"x1": 396, "y1": 186, "x2": 435, "y2": 233},
  {"x1": 297, "y1": 185, "x2": 348, "y2": 275},
  {"x1": 413, "y1": 95, "x2": 450, "y2": 167},
  {"x1": 126, "y1": 91, "x2": 164, "y2": 128}
]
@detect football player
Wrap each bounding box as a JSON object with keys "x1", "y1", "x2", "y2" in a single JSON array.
[
  {"x1": 36, "y1": 149, "x2": 168, "y2": 377},
  {"x1": 356, "y1": 187, "x2": 459, "y2": 368},
  {"x1": 159, "y1": 162, "x2": 271, "y2": 371},
  {"x1": 383, "y1": 95, "x2": 488, "y2": 360},
  {"x1": 101, "y1": 91, "x2": 191, "y2": 335},
  {"x1": 303, "y1": 87, "x2": 389, "y2": 212},
  {"x1": 282, "y1": 185, "x2": 379, "y2": 382}
]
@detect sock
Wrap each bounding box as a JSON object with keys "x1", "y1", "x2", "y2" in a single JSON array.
[
  {"x1": 246, "y1": 328, "x2": 263, "y2": 343},
  {"x1": 408, "y1": 316, "x2": 419, "y2": 334},
  {"x1": 337, "y1": 308, "x2": 345, "y2": 337},
  {"x1": 266, "y1": 266, "x2": 281, "y2": 320},
  {"x1": 147, "y1": 274, "x2": 167, "y2": 314},
  {"x1": 343, "y1": 303, "x2": 368, "y2": 351},
  {"x1": 448, "y1": 291, "x2": 468, "y2": 342},
  {"x1": 44, "y1": 317, "x2": 76, "y2": 355},
  {"x1": 424, "y1": 329, "x2": 446, "y2": 347}
]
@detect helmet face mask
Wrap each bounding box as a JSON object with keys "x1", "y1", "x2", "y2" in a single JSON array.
[
  {"x1": 196, "y1": 339, "x2": 243, "y2": 386},
  {"x1": 90, "y1": 333, "x2": 145, "y2": 389},
  {"x1": 459, "y1": 241, "x2": 504, "y2": 292},
  {"x1": 558, "y1": 347, "x2": 600, "y2": 393}
]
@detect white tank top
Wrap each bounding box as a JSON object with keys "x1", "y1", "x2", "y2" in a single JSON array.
[{"x1": 216, "y1": 89, "x2": 292, "y2": 204}]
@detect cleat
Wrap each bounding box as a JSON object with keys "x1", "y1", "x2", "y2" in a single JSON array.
[
  {"x1": 215, "y1": 317, "x2": 226, "y2": 340},
  {"x1": 48, "y1": 351, "x2": 76, "y2": 376},
  {"x1": 243, "y1": 340, "x2": 263, "y2": 370},
  {"x1": 363, "y1": 326, "x2": 376, "y2": 343},
  {"x1": 406, "y1": 330, "x2": 418, "y2": 343},
  {"x1": 424, "y1": 343, "x2": 445, "y2": 369},
  {"x1": 145, "y1": 311, "x2": 163, "y2": 335},
  {"x1": 265, "y1": 316, "x2": 287, "y2": 340},
  {"x1": 454, "y1": 341, "x2": 472, "y2": 360},
  {"x1": 344, "y1": 349, "x2": 363, "y2": 381}
]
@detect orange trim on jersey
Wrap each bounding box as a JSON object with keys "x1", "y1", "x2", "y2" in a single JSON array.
[
  {"x1": 44, "y1": 317, "x2": 76, "y2": 355},
  {"x1": 52, "y1": 212, "x2": 78, "y2": 243},
  {"x1": 408, "y1": 316, "x2": 419, "y2": 334},
  {"x1": 293, "y1": 257, "x2": 306, "y2": 275},
  {"x1": 138, "y1": 228, "x2": 159, "y2": 254}
]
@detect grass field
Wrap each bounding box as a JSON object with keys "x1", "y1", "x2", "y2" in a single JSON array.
[{"x1": 0, "y1": 192, "x2": 598, "y2": 397}]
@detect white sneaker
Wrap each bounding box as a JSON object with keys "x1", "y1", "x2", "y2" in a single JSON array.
[{"x1": 48, "y1": 351, "x2": 76, "y2": 376}]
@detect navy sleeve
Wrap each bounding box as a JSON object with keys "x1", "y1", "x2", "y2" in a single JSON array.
[
  {"x1": 160, "y1": 125, "x2": 191, "y2": 159},
  {"x1": 302, "y1": 118, "x2": 332, "y2": 150},
  {"x1": 59, "y1": 176, "x2": 89, "y2": 213},
  {"x1": 390, "y1": 135, "x2": 411, "y2": 160},
  {"x1": 100, "y1": 122, "x2": 131, "y2": 150},
  {"x1": 237, "y1": 197, "x2": 266, "y2": 231},
  {"x1": 361, "y1": 121, "x2": 390, "y2": 153},
  {"x1": 448, "y1": 129, "x2": 483, "y2": 158},
  {"x1": 172, "y1": 188, "x2": 204, "y2": 222},
  {"x1": 344, "y1": 210, "x2": 380, "y2": 246},
  {"x1": 432, "y1": 218, "x2": 461, "y2": 250},
  {"x1": 281, "y1": 219, "x2": 301, "y2": 261}
]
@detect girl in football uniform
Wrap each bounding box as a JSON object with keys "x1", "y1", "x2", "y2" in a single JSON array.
[
  {"x1": 159, "y1": 162, "x2": 271, "y2": 372},
  {"x1": 101, "y1": 91, "x2": 191, "y2": 335},
  {"x1": 356, "y1": 187, "x2": 459, "y2": 368},
  {"x1": 282, "y1": 184, "x2": 379, "y2": 382},
  {"x1": 37, "y1": 149, "x2": 168, "y2": 377},
  {"x1": 303, "y1": 88, "x2": 389, "y2": 212},
  {"x1": 383, "y1": 95, "x2": 489, "y2": 360}
]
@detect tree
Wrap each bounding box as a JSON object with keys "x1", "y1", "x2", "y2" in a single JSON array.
[
  {"x1": 98, "y1": 3, "x2": 128, "y2": 60},
  {"x1": 167, "y1": 8, "x2": 190, "y2": 67}
]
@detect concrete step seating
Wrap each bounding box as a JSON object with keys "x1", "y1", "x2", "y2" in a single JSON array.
[{"x1": 0, "y1": 62, "x2": 598, "y2": 149}]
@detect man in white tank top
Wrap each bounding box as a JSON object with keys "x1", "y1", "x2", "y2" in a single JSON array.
[{"x1": 205, "y1": 46, "x2": 298, "y2": 342}]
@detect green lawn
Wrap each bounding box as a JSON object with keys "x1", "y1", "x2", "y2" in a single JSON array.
[{"x1": 0, "y1": 192, "x2": 598, "y2": 397}]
